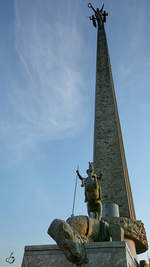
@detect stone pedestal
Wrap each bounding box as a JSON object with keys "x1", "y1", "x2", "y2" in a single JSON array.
[{"x1": 21, "y1": 241, "x2": 139, "y2": 267}]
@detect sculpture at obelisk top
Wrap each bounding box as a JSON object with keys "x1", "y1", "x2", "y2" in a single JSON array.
[{"x1": 88, "y1": 2, "x2": 108, "y2": 26}]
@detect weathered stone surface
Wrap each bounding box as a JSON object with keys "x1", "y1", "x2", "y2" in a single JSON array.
[
  {"x1": 66, "y1": 216, "x2": 110, "y2": 242},
  {"x1": 93, "y1": 21, "x2": 136, "y2": 220},
  {"x1": 48, "y1": 219, "x2": 88, "y2": 265},
  {"x1": 109, "y1": 224, "x2": 124, "y2": 241},
  {"x1": 21, "y1": 242, "x2": 139, "y2": 267},
  {"x1": 67, "y1": 216, "x2": 100, "y2": 242},
  {"x1": 103, "y1": 217, "x2": 148, "y2": 254}
]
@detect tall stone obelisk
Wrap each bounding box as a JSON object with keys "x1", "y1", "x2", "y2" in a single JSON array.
[
  {"x1": 92, "y1": 6, "x2": 135, "y2": 220},
  {"x1": 89, "y1": 2, "x2": 148, "y2": 256}
]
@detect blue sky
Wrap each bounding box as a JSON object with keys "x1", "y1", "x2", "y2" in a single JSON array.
[{"x1": 0, "y1": 0, "x2": 150, "y2": 265}]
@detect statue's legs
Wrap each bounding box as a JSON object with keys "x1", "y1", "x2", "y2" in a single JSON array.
[{"x1": 87, "y1": 201, "x2": 102, "y2": 221}]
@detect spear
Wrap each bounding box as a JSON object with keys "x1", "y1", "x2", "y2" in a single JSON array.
[{"x1": 71, "y1": 165, "x2": 79, "y2": 217}]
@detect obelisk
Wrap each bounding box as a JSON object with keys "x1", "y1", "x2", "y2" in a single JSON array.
[
  {"x1": 92, "y1": 4, "x2": 136, "y2": 220},
  {"x1": 89, "y1": 2, "x2": 148, "y2": 256}
]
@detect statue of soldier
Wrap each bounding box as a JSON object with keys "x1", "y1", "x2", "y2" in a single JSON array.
[{"x1": 76, "y1": 162, "x2": 103, "y2": 220}]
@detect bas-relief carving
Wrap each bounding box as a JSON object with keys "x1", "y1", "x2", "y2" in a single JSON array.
[{"x1": 103, "y1": 217, "x2": 148, "y2": 254}]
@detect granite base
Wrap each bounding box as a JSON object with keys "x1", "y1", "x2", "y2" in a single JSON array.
[{"x1": 21, "y1": 241, "x2": 139, "y2": 267}]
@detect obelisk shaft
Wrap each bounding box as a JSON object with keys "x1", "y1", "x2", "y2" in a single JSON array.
[{"x1": 93, "y1": 23, "x2": 136, "y2": 220}]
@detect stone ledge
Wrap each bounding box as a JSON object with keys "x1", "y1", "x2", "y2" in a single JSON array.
[{"x1": 24, "y1": 241, "x2": 127, "y2": 252}]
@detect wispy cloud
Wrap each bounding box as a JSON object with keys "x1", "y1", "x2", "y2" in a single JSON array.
[
  {"x1": 0, "y1": 0, "x2": 87, "y2": 162},
  {"x1": 114, "y1": 1, "x2": 147, "y2": 99}
]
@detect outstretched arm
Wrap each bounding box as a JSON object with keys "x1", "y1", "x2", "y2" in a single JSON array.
[
  {"x1": 76, "y1": 170, "x2": 86, "y2": 187},
  {"x1": 76, "y1": 170, "x2": 83, "y2": 180},
  {"x1": 88, "y1": 3, "x2": 97, "y2": 15}
]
